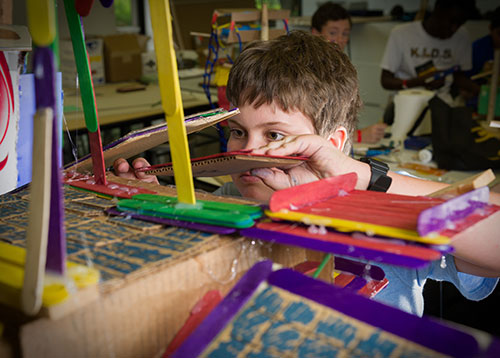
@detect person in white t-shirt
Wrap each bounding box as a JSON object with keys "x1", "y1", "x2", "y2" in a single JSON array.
[{"x1": 380, "y1": 0, "x2": 480, "y2": 123}]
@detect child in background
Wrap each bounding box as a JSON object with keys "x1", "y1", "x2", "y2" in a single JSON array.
[
  {"x1": 469, "y1": 6, "x2": 500, "y2": 79},
  {"x1": 114, "y1": 31, "x2": 499, "y2": 316},
  {"x1": 311, "y1": 1, "x2": 387, "y2": 144}
]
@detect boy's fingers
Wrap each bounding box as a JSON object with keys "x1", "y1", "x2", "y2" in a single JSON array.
[
  {"x1": 250, "y1": 168, "x2": 296, "y2": 191},
  {"x1": 251, "y1": 166, "x2": 319, "y2": 191},
  {"x1": 114, "y1": 158, "x2": 131, "y2": 174},
  {"x1": 132, "y1": 158, "x2": 159, "y2": 184}
]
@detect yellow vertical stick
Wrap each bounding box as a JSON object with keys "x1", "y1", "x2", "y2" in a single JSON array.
[
  {"x1": 22, "y1": 108, "x2": 53, "y2": 315},
  {"x1": 148, "y1": 0, "x2": 196, "y2": 204},
  {"x1": 26, "y1": 0, "x2": 56, "y2": 47}
]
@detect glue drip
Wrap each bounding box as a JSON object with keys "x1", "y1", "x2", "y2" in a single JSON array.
[{"x1": 440, "y1": 255, "x2": 447, "y2": 269}]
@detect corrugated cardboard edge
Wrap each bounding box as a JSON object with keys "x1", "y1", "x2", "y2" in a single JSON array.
[{"x1": 65, "y1": 108, "x2": 239, "y2": 173}]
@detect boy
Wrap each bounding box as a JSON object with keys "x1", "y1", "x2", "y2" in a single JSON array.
[
  {"x1": 114, "y1": 31, "x2": 499, "y2": 316},
  {"x1": 311, "y1": 1, "x2": 386, "y2": 144}
]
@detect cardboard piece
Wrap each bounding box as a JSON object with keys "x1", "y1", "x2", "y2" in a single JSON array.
[
  {"x1": 65, "y1": 108, "x2": 239, "y2": 173},
  {"x1": 0, "y1": 175, "x2": 309, "y2": 357},
  {"x1": 173, "y1": 261, "x2": 498, "y2": 358},
  {"x1": 141, "y1": 150, "x2": 308, "y2": 177},
  {"x1": 102, "y1": 33, "x2": 148, "y2": 83}
]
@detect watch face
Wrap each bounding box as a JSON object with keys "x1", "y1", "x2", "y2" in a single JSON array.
[{"x1": 372, "y1": 175, "x2": 393, "y2": 192}]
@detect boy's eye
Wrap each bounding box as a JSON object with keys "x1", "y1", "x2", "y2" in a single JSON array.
[
  {"x1": 229, "y1": 128, "x2": 245, "y2": 138},
  {"x1": 267, "y1": 132, "x2": 285, "y2": 141}
]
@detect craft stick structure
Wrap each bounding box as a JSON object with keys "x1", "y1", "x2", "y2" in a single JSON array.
[
  {"x1": 148, "y1": 0, "x2": 196, "y2": 204},
  {"x1": 63, "y1": 0, "x2": 107, "y2": 185}
]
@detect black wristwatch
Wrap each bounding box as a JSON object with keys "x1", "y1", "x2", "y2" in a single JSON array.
[{"x1": 359, "y1": 157, "x2": 392, "y2": 192}]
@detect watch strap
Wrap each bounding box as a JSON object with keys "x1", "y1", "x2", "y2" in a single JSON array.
[{"x1": 360, "y1": 157, "x2": 392, "y2": 192}]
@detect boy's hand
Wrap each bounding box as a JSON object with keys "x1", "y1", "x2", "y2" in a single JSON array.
[
  {"x1": 360, "y1": 123, "x2": 387, "y2": 143},
  {"x1": 250, "y1": 134, "x2": 362, "y2": 191},
  {"x1": 113, "y1": 157, "x2": 159, "y2": 184}
]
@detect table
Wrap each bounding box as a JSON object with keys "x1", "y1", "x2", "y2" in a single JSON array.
[{"x1": 63, "y1": 80, "x2": 216, "y2": 132}]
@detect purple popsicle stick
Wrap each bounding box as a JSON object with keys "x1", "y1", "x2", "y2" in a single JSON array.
[
  {"x1": 240, "y1": 227, "x2": 431, "y2": 268},
  {"x1": 418, "y1": 186, "x2": 489, "y2": 236},
  {"x1": 268, "y1": 268, "x2": 480, "y2": 357},
  {"x1": 172, "y1": 260, "x2": 273, "y2": 358},
  {"x1": 99, "y1": 0, "x2": 114, "y2": 7},
  {"x1": 34, "y1": 47, "x2": 66, "y2": 275},
  {"x1": 106, "y1": 207, "x2": 236, "y2": 235},
  {"x1": 334, "y1": 256, "x2": 385, "y2": 281}
]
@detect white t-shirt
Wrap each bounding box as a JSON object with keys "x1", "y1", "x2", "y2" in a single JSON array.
[{"x1": 380, "y1": 21, "x2": 472, "y2": 100}]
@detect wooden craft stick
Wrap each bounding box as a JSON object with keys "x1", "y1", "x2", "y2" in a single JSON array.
[
  {"x1": 63, "y1": 0, "x2": 106, "y2": 185},
  {"x1": 427, "y1": 169, "x2": 495, "y2": 198},
  {"x1": 22, "y1": 108, "x2": 53, "y2": 315},
  {"x1": 26, "y1": 0, "x2": 55, "y2": 47},
  {"x1": 261, "y1": 3, "x2": 269, "y2": 41},
  {"x1": 149, "y1": 0, "x2": 195, "y2": 204},
  {"x1": 470, "y1": 70, "x2": 492, "y2": 81}
]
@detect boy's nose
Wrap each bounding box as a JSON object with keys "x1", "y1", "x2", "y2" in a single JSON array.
[{"x1": 242, "y1": 135, "x2": 266, "y2": 151}]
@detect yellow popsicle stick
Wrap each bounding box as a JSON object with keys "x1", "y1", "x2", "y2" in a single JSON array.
[
  {"x1": 0, "y1": 242, "x2": 99, "y2": 309},
  {"x1": 27, "y1": 0, "x2": 56, "y2": 47},
  {"x1": 265, "y1": 210, "x2": 451, "y2": 245},
  {"x1": 148, "y1": 0, "x2": 195, "y2": 204}
]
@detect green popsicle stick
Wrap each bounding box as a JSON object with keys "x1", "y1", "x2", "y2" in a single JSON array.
[{"x1": 62, "y1": 0, "x2": 98, "y2": 133}]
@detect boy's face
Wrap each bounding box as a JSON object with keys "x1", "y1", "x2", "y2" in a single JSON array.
[
  {"x1": 227, "y1": 103, "x2": 316, "y2": 201},
  {"x1": 313, "y1": 19, "x2": 351, "y2": 51}
]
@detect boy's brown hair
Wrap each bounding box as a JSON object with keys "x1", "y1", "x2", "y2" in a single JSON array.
[{"x1": 226, "y1": 30, "x2": 361, "y2": 153}]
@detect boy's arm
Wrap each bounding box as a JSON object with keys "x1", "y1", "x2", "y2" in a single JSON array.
[
  {"x1": 251, "y1": 134, "x2": 500, "y2": 277},
  {"x1": 451, "y1": 205, "x2": 500, "y2": 276}
]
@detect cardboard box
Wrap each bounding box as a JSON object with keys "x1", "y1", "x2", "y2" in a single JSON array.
[
  {"x1": 102, "y1": 33, "x2": 148, "y2": 83},
  {"x1": 60, "y1": 38, "x2": 105, "y2": 88}
]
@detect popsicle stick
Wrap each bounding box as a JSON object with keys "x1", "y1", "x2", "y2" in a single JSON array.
[
  {"x1": 99, "y1": 0, "x2": 114, "y2": 7},
  {"x1": 418, "y1": 186, "x2": 489, "y2": 236},
  {"x1": 63, "y1": 0, "x2": 106, "y2": 184},
  {"x1": 26, "y1": 0, "x2": 56, "y2": 46},
  {"x1": 33, "y1": 47, "x2": 67, "y2": 275},
  {"x1": 261, "y1": 3, "x2": 269, "y2": 41},
  {"x1": 22, "y1": 108, "x2": 53, "y2": 315},
  {"x1": 148, "y1": 0, "x2": 195, "y2": 204},
  {"x1": 75, "y1": 0, "x2": 95, "y2": 16},
  {"x1": 265, "y1": 209, "x2": 450, "y2": 244},
  {"x1": 427, "y1": 169, "x2": 495, "y2": 199},
  {"x1": 269, "y1": 173, "x2": 357, "y2": 212}
]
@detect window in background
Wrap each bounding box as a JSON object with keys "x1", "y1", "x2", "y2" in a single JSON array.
[{"x1": 115, "y1": 0, "x2": 144, "y2": 34}]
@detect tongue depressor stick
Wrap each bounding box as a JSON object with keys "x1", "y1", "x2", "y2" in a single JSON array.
[
  {"x1": 63, "y1": 0, "x2": 107, "y2": 185},
  {"x1": 22, "y1": 0, "x2": 58, "y2": 315},
  {"x1": 148, "y1": 0, "x2": 196, "y2": 204}
]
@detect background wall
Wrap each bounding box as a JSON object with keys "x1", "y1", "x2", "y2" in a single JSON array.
[{"x1": 301, "y1": 0, "x2": 500, "y2": 16}]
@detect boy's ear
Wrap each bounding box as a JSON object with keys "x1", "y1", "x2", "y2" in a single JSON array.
[{"x1": 328, "y1": 126, "x2": 348, "y2": 152}]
